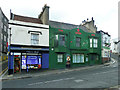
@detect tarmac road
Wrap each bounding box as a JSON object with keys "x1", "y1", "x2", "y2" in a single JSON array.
[{"x1": 2, "y1": 58, "x2": 118, "y2": 89}]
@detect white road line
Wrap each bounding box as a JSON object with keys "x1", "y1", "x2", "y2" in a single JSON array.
[
  {"x1": 28, "y1": 77, "x2": 74, "y2": 86},
  {"x1": 0, "y1": 69, "x2": 8, "y2": 79},
  {"x1": 74, "y1": 79, "x2": 84, "y2": 83}
]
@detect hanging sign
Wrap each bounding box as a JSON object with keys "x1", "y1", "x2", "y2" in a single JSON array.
[{"x1": 66, "y1": 54, "x2": 71, "y2": 61}]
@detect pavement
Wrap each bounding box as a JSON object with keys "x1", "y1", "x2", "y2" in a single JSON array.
[{"x1": 1, "y1": 58, "x2": 117, "y2": 81}]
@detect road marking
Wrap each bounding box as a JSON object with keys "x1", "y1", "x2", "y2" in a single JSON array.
[
  {"x1": 28, "y1": 77, "x2": 74, "y2": 86},
  {"x1": 74, "y1": 79, "x2": 84, "y2": 83},
  {"x1": 93, "y1": 70, "x2": 118, "y2": 75}
]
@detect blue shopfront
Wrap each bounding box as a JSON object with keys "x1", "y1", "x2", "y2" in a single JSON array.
[{"x1": 8, "y1": 46, "x2": 49, "y2": 74}]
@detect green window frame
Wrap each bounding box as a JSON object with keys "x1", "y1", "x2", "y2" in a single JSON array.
[
  {"x1": 55, "y1": 34, "x2": 66, "y2": 47},
  {"x1": 57, "y1": 54, "x2": 63, "y2": 63},
  {"x1": 76, "y1": 37, "x2": 81, "y2": 47},
  {"x1": 72, "y1": 54, "x2": 84, "y2": 63}
]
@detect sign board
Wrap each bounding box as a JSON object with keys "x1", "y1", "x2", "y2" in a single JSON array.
[
  {"x1": 27, "y1": 56, "x2": 38, "y2": 64},
  {"x1": 66, "y1": 54, "x2": 71, "y2": 61}
]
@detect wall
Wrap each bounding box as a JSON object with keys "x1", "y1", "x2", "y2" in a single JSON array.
[
  {"x1": 82, "y1": 20, "x2": 97, "y2": 33},
  {"x1": 9, "y1": 20, "x2": 49, "y2": 47},
  {"x1": 49, "y1": 26, "x2": 102, "y2": 69}
]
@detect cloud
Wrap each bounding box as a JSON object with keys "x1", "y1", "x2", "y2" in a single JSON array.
[{"x1": 0, "y1": 0, "x2": 119, "y2": 39}]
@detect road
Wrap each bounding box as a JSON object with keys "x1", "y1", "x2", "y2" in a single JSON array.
[{"x1": 2, "y1": 58, "x2": 118, "y2": 89}]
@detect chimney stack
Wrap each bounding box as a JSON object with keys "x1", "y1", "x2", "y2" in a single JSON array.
[{"x1": 38, "y1": 4, "x2": 50, "y2": 25}]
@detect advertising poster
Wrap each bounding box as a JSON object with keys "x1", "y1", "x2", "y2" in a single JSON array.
[
  {"x1": 27, "y1": 56, "x2": 38, "y2": 64},
  {"x1": 22, "y1": 56, "x2": 26, "y2": 69}
]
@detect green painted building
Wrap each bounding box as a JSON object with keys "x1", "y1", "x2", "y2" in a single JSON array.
[{"x1": 49, "y1": 26, "x2": 102, "y2": 69}]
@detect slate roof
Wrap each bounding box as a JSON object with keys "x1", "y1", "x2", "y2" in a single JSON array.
[
  {"x1": 49, "y1": 20, "x2": 90, "y2": 32},
  {"x1": 97, "y1": 30, "x2": 111, "y2": 36},
  {"x1": 12, "y1": 14, "x2": 42, "y2": 24}
]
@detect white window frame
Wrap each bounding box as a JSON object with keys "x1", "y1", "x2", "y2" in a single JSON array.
[
  {"x1": 90, "y1": 38, "x2": 92, "y2": 48},
  {"x1": 57, "y1": 54, "x2": 63, "y2": 63},
  {"x1": 94, "y1": 39, "x2": 98, "y2": 48},
  {"x1": 73, "y1": 54, "x2": 84, "y2": 63},
  {"x1": 31, "y1": 33, "x2": 39, "y2": 45}
]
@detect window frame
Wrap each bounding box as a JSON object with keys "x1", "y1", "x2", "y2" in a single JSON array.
[
  {"x1": 31, "y1": 33, "x2": 39, "y2": 45},
  {"x1": 72, "y1": 54, "x2": 84, "y2": 63},
  {"x1": 89, "y1": 38, "x2": 98, "y2": 48},
  {"x1": 93, "y1": 39, "x2": 98, "y2": 48},
  {"x1": 59, "y1": 34, "x2": 65, "y2": 46},
  {"x1": 76, "y1": 37, "x2": 81, "y2": 47},
  {"x1": 57, "y1": 54, "x2": 64, "y2": 63}
]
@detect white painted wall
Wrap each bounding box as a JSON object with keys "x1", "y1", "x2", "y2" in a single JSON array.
[
  {"x1": 101, "y1": 32, "x2": 111, "y2": 58},
  {"x1": 9, "y1": 20, "x2": 49, "y2": 47},
  {"x1": 111, "y1": 38, "x2": 119, "y2": 53}
]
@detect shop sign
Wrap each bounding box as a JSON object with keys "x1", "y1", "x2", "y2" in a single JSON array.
[
  {"x1": 75, "y1": 29, "x2": 81, "y2": 35},
  {"x1": 59, "y1": 29, "x2": 63, "y2": 32},
  {"x1": 27, "y1": 56, "x2": 38, "y2": 64},
  {"x1": 91, "y1": 34, "x2": 95, "y2": 36},
  {"x1": 66, "y1": 54, "x2": 71, "y2": 61}
]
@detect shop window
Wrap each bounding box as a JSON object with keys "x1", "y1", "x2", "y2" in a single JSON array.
[
  {"x1": 57, "y1": 54, "x2": 63, "y2": 63},
  {"x1": 86, "y1": 55, "x2": 88, "y2": 62},
  {"x1": 73, "y1": 54, "x2": 84, "y2": 63},
  {"x1": 59, "y1": 35, "x2": 65, "y2": 46},
  {"x1": 31, "y1": 34, "x2": 39, "y2": 45},
  {"x1": 76, "y1": 37, "x2": 80, "y2": 47}
]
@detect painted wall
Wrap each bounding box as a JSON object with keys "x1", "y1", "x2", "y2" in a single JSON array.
[
  {"x1": 49, "y1": 26, "x2": 102, "y2": 69},
  {"x1": 9, "y1": 20, "x2": 49, "y2": 47}
]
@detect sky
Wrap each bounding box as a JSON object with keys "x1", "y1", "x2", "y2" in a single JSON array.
[{"x1": 0, "y1": 0, "x2": 119, "y2": 39}]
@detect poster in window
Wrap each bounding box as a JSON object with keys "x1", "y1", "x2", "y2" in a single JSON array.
[{"x1": 22, "y1": 56, "x2": 26, "y2": 69}]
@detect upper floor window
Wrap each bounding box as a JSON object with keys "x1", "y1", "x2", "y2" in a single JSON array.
[
  {"x1": 59, "y1": 35, "x2": 65, "y2": 46},
  {"x1": 93, "y1": 39, "x2": 98, "y2": 48},
  {"x1": 4, "y1": 35, "x2": 6, "y2": 42},
  {"x1": 76, "y1": 37, "x2": 80, "y2": 47},
  {"x1": 4, "y1": 25, "x2": 7, "y2": 32},
  {"x1": 89, "y1": 38, "x2": 98, "y2": 48},
  {"x1": 31, "y1": 34, "x2": 39, "y2": 45},
  {"x1": 90, "y1": 38, "x2": 92, "y2": 48}
]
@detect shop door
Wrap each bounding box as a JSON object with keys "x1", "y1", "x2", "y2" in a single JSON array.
[
  {"x1": 89, "y1": 54, "x2": 98, "y2": 65},
  {"x1": 14, "y1": 55, "x2": 20, "y2": 73}
]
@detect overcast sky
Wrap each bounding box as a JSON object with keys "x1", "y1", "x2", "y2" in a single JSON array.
[{"x1": 0, "y1": 0, "x2": 119, "y2": 39}]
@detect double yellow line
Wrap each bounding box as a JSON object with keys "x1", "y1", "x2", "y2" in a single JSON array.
[{"x1": 0, "y1": 67, "x2": 8, "y2": 76}]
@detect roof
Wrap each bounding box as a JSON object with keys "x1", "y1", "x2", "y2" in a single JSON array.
[
  {"x1": 49, "y1": 20, "x2": 90, "y2": 32},
  {"x1": 97, "y1": 30, "x2": 110, "y2": 36},
  {"x1": 11, "y1": 14, "x2": 42, "y2": 24},
  {"x1": 0, "y1": 7, "x2": 9, "y2": 21}
]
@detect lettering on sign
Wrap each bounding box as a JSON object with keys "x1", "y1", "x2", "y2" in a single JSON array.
[
  {"x1": 59, "y1": 29, "x2": 63, "y2": 32},
  {"x1": 75, "y1": 29, "x2": 81, "y2": 34},
  {"x1": 91, "y1": 34, "x2": 95, "y2": 36}
]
